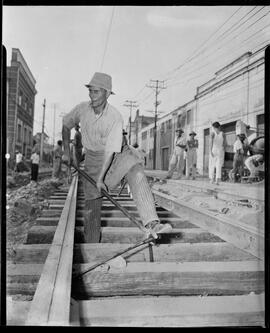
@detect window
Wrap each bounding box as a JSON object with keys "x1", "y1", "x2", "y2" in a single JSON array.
[
  {"x1": 177, "y1": 114, "x2": 181, "y2": 128},
  {"x1": 187, "y1": 110, "x2": 191, "y2": 125},
  {"x1": 29, "y1": 131, "x2": 32, "y2": 145},
  {"x1": 150, "y1": 128, "x2": 154, "y2": 137},
  {"x1": 17, "y1": 124, "x2": 22, "y2": 142},
  {"x1": 25, "y1": 97, "x2": 28, "y2": 111},
  {"x1": 142, "y1": 131, "x2": 147, "y2": 140},
  {"x1": 18, "y1": 91, "x2": 23, "y2": 106},
  {"x1": 161, "y1": 123, "x2": 165, "y2": 133},
  {"x1": 24, "y1": 128, "x2": 27, "y2": 144},
  {"x1": 29, "y1": 103, "x2": 33, "y2": 116},
  {"x1": 167, "y1": 119, "x2": 172, "y2": 129}
]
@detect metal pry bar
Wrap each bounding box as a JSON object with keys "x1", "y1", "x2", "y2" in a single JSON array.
[{"x1": 73, "y1": 235, "x2": 157, "y2": 279}]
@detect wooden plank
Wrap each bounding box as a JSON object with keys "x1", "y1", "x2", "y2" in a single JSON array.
[
  {"x1": 36, "y1": 216, "x2": 196, "y2": 229},
  {"x1": 10, "y1": 244, "x2": 50, "y2": 264},
  {"x1": 11, "y1": 241, "x2": 257, "y2": 265},
  {"x1": 70, "y1": 259, "x2": 264, "y2": 298},
  {"x1": 78, "y1": 294, "x2": 265, "y2": 327},
  {"x1": 7, "y1": 260, "x2": 263, "y2": 280},
  {"x1": 26, "y1": 175, "x2": 78, "y2": 326},
  {"x1": 7, "y1": 261, "x2": 264, "y2": 297},
  {"x1": 41, "y1": 209, "x2": 175, "y2": 218},
  {"x1": 153, "y1": 190, "x2": 264, "y2": 259},
  {"x1": 26, "y1": 226, "x2": 223, "y2": 244}
]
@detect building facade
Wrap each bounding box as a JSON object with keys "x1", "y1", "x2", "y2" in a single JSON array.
[
  {"x1": 7, "y1": 48, "x2": 37, "y2": 160},
  {"x1": 139, "y1": 46, "x2": 265, "y2": 174},
  {"x1": 127, "y1": 109, "x2": 156, "y2": 146}
]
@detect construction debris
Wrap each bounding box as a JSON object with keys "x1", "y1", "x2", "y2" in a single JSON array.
[{"x1": 7, "y1": 178, "x2": 63, "y2": 252}]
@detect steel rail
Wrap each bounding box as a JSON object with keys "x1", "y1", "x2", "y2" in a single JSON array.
[{"x1": 26, "y1": 174, "x2": 78, "y2": 326}]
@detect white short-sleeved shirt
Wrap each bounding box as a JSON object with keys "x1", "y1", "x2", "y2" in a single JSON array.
[
  {"x1": 233, "y1": 139, "x2": 243, "y2": 153},
  {"x1": 174, "y1": 136, "x2": 186, "y2": 154},
  {"x1": 31, "y1": 153, "x2": 40, "y2": 164},
  {"x1": 16, "y1": 153, "x2": 23, "y2": 163},
  {"x1": 63, "y1": 102, "x2": 123, "y2": 153}
]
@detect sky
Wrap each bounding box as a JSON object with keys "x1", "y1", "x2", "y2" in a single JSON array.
[{"x1": 3, "y1": 6, "x2": 270, "y2": 144}]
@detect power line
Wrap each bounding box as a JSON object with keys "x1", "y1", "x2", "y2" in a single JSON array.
[
  {"x1": 100, "y1": 6, "x2": 115, "y2": 72},
  {"x1": 166, "y1": 14, "x2": 270, "y2": 88},
  {"x1": 160, "y1": 6, "x2": 245, "y2": 81},
  {"x1": 164, "y1": 7, "x2": 266, "y2": 84}
]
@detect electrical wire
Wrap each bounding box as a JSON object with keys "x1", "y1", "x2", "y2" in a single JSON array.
[
  {"x1": 159, "y1": 6, "x2": 245, "y2": 81},
  {"x1": 166, "y1": 8, "x2": 270, "y2": 86},
  {"x1": 100, "y1": 6, "x2": 115, "y2": 72}
]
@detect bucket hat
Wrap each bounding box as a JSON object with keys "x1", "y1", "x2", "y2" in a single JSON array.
[
  {"x1": 175, "y1": 128, "x2": 184, "y2": 133},
  {"x1": 189, "y1": 131, "x2": 197, "y2": 136},
  {"x1": 85, "y1": 72, "x2": 115, "y2": 94}
]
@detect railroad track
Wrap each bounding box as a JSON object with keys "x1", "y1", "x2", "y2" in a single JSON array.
[{"x1": 7, "y1": 173, "x2": 265, "y2": 327}]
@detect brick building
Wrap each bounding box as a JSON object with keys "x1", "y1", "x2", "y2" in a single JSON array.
[
  {"x1": 128, "y1": 109, "x2": 156, "y2": 146},
  {"x1": 7, "y1": 48, "x2": 37, "y2": 160}
]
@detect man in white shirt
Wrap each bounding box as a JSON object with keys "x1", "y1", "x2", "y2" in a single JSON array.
[
  {"x1": 15, "y1": 151, "x2": 23, "y2": 172},
  {"x1": 62, "y1": 72, "x2": 171, "y2": 242},
  {"x1": 166, "y1": 128, "x2": 186, "y2": 179}
]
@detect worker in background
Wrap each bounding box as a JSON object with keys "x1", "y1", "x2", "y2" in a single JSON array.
[
  {"x1": 229, "y1": 134, "x2": 249, "y2": 182},
  {"x1": 209, "y1": 122, "x2": 226, "y2": 185},
  {"x1": 30, "y1": 150, "x2": 40, "y2": 184},
  {"x1": 62, "y1": 72, "x2": 171, "y2": 243},
  {"x1": 186, "y1": 131, "x2": 198, "y2": 180},
  {"x1": 14, "y1": 150, "x2": 23, "y2": 173},
  {"x1": 166, "y1": 128, "x2": 186, "y2": 180},
  {"x1": 52, "y1": 140, "x2": 63, "y2": 179},
  {"x1": 73, "y1": 124, "x2": 83, "y2": 167},
  {"x1": 245, "y1": 136, "x2": 264, "y2": 183}
]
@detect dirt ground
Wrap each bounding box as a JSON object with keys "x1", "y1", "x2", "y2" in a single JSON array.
[{"x1": 6, "y1": 178, "x2": 63, "y2": 255}]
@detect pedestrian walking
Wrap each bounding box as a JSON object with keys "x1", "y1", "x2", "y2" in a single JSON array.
[
  {"x1": 30, "y1": 151, "x2": 40, "y2": 183},
  {"x1": 209, "y1": 122, "x2": 226, "y2": 185},
  {"x1": 166, "y1": 128, "x2": 186, "y2": 179},
  {"x1": 52, "y1": 140, "x2": 63, "y2": 179},
  {"x1": 186, "y1": 131, "x2": 198, "y2": 180},
  {"x1": 62, "y1": 72, "x2": 171, "y2": 243}
]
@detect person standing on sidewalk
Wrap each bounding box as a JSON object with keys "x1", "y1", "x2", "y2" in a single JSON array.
[
  {"x1": 30, "y1": 151, "x2": 40, "y2": 183},
  {"x1": 229, "y1": 134, "x2": 249, "y2": 182},
  {"x1": 186, "y1": 131, "x2": 198, "y2": 180},
  {"x1": 209, "y1": 122, "x2": 226, "y2": 185},
  {"x1": 166, "y1": 128, "x2": 186, "y2": 179},
  {"x1": 62, "y1": 72, "x2": 171, "y2": 243}
]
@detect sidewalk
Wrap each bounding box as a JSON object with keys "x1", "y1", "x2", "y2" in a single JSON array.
[{"x1": 145, "y1": 170, "x2": 264, "y2": 205}]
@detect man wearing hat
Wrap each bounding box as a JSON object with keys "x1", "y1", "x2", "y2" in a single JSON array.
[
  {"x1": 73, "y1": 123, "x2": 83, "y2": 167},
  {"x1": 186, "y1": 131, "x2": 198, "y2": 180},
  {"x1": 62, "y1": 72, "x2": 171, "y2": 242},
  {"x1": 166, "y1": 128, "x2": 186, "y2": 179}
]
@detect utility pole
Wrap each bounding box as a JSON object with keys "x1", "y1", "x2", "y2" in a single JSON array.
[
  {"x1": 146, "y1": 80, "x2": 166, "y2": 169},
  {"x1": 40, "y1": 99, "x2": 46, "y2": 164},
  {"x1": 123, "y1": 100, "x2": 138, "y2": 144}
]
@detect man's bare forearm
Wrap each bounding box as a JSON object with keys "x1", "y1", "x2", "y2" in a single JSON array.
[{"x1": 62, "y1": 125, "x2": 71, "y2": 155}]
